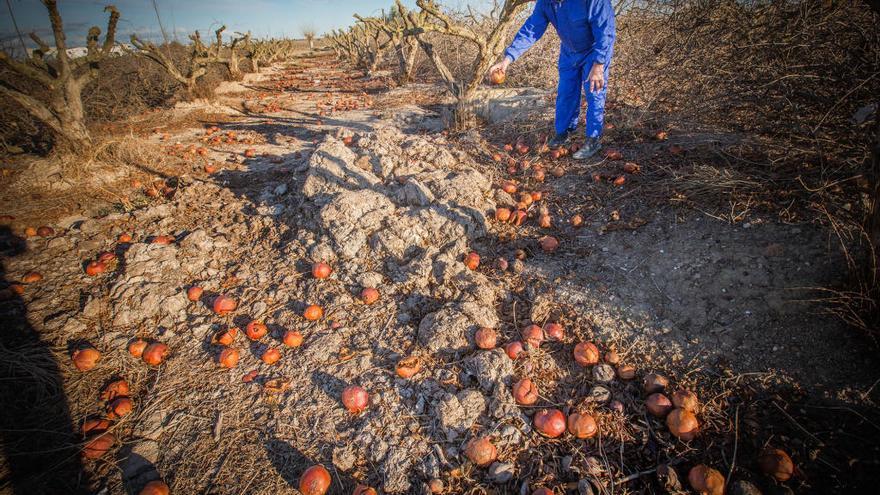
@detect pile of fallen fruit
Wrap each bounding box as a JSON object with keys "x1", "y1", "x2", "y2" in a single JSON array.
[{"x1": 0, "y1": 64, "x2": 806, "y2": 495}]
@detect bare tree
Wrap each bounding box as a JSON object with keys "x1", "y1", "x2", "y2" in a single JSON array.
[
  {"x1": 301, "y1": 25, "x2": 317, "y2": 52},
  {"x1": 0, "y1": 1, "x2": 120, "y2": 150},
  {"x1": 249, "y1": 38, "x2": 299, "y2": 71},
  {"x1": 129, "y1": 27, "x2": 223, "y2": 94},
  {"x1": 397, "y1": 0, "x2": 531, "y2": 124},
  {"x1": 356, "y1": 7, "x2": 419, "y2": 84}
]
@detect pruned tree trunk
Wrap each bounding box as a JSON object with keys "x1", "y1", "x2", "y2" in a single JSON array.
[
  {"x1": 0, "y1": 1, "x2": 120, "y2": 150},
  {"x1": 397, "y1": 0, "x2": 532, "y2": 128},
  {"x1": 402, "y1": 37, "x2": 418, "y2": 84},
  {"x1": 130, "y1": 29, "x2": 218, "y2": 96}
]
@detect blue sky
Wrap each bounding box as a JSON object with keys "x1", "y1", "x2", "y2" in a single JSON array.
[{"x1": 1, "y1": 0, "x2": 493, "y2": 49}]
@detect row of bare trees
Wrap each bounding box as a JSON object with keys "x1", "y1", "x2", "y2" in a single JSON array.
[
  {"x1": 0, "y1": 1, "x2": 307, "y2": 151},
  {"x1": 329, "y1": 0, "x2": 530, "y2": 120}
]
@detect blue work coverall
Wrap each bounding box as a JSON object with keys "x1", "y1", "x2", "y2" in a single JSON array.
[{"x1": 504, "y1": 0, "x2": 616, "y2": 139}]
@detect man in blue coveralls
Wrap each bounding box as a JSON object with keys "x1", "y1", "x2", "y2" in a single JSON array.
[{"x1": 489, "y1": 0, "x2": 616, "y2": 159}]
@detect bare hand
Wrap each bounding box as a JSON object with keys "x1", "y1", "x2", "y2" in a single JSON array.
[
  {"x1": 489, "y1": 57, "x2": 512, "y2": 78},
  {"x1": 588, "y1": 63, "x2": 605, "y2": 92}
]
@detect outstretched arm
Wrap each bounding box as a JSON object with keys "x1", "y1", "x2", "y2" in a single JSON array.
[
  {"x1": 504, "y1": 1, "x2": 549, "y2": 63},
  {"x1": 489, "y1": 1, "x2": 549, "y2": 76}
]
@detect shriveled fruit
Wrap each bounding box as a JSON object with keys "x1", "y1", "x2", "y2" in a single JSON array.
[
  {"x1": 360, "y1": 287, "x2": 380, "y2": 305},
  {"x1": 495, "y1": 208, "x2": 512, "y2": 222},
  {"x1": 521, "y1": 324, "x2": 544, "y2": 348},
  {"x1": 613, "y1": 176, "x2": 626, "y2": 186},
  {"x1": 464, "y1": 251, "x2": 480, "y2": 270},
  {"x1": 617, "y1": 364, "x2": 636, "y2": 380},
  {"x1": 532, "y1": 488, "x2": 554, "y2": 495},
  {"x1": 671, "y1": 389, "x2": 699, "y2": 412},
  {"x1": 543, "y1": 322, "x2": 564, "y2": 341},
  {"x1": 539, "y1": 236, "x2": 559, "y2": 253},
  {"x1": 142, "y1": 343, "x2": 169, "y2": 366},
  {"x1": 464, "y1": 437, "x2": 497, "y2": 466},
  {"x1": 538, "y1": 214, "x2": 552, "y2": 228},
  {"x1": 646, "y1": 393, "x2": 674, "y2": 417},
  {"x1": 21, "y1": 272, "x2": 43, "y2": 284},
  {"x1": 72, "y1": 347, "x2": 101, "y2": 371},
  {"x1": 666, "y1": 408, "x2": 699, "y2": 441},
  {"x1": 283, "y1": 330, "x2": 304, "y2": 348},
  {"x1": 299, "y1": 465, "x2": 331, "y2": 495},
  {"x1": 151, "y1": 235, "x2": 174, "y2": 245},
  {"x1": 604, "y1": 350, "x2": 620, "y2": 365},
  {"x1": 106, "y1": 397, "x2": 133, "y2": 419},
  {"x1": 139, "y1": 480, "x2": 170, "y2": 495},
  {"x1": 570, "y1": 214, "x2": 583, "y2": 227},
  {"x1": 512, "y1": 378, "x2": 539, "y2": 405},
  {"x1": 643, "y1": 373, "x2": 669, "y2": 394},
  {"x1": 567, "y1": 412, "x2": 598, "y2": 439},
  {"x1": 312, "y1": 262, "x2": 332, "y2": 279},
  {"x1": 213, "y1": 294, "x2": 238, "y2": 316},
  {"x1": 342, "y1": 385, "x2": 369, "y2": 413},
  {"x1": 623, "y1": 162, "x2": 641, "y2": 174},
  {"x1": 396, "y1": 356, "x2": 422, "y2": 378},
  {"x1": 218, "y1": 348, "x2": 240, "y2": 368},
  {"x1": 118, "y1": 233, "x2": 133, "y2": 243},
  {"x1": 758, "y1": 448, "x2": 795, "y2": 482},
  {"x1": 215, "y1": 327, "x2": 238, "y2": 346},
  {"x1": 85, "y1": 261, "x2": 107, "y2": 276},
  {"x1": 82, "y1": 433, "x2": 115, "y2": 459},
  {"x1": 534, "y1": 408, "x2": 566, "y2": 438},
  {"x1": 261, "y1": 348, "x2": 282, "y2": 365},
  {"x1": 573, "y1": 342, "x2": 600, "y2": 366},
  {"x1": 502, "y1": 181, "x2": 517, "y2": 194},
  {"x1": 100, "y1": 380, "x2": 130, "y2": 401},
  {"x1": 246, "y1": 321, "x2": 268, "y2": 340},
  {"x1": 187, "y1": 286, "x2": 203, "y2": 301},
  {"x1": 475, "y1": 327, "x2": 497, "y2": 349},
  {"x1": 604, "y1": 149, "x2": 623, "y2": 161},
  {"x1": 303, "y1": 304, "x2": 323, "y2": 321},
  {"x1": 128, "y1": 339, "x2": 148, "y2": 358},
  {"x1": 504, "y1": 341, "x2": 525, "y2": 360},
  {"x1": 37, "y1": 226, "x2": 55, "y2": 237},
  {"x1": 428, "y1": 479, "x2": 444, "y2": 494},
  {"x1": 353, "y1": 484, "x2": 378, "y2": 495},
  {"x1": 81, "y1": 418, "x2": 111, "y2": 436},
  {"x1": 688, "y1": 464, "x2": 725, "y2": 495}
]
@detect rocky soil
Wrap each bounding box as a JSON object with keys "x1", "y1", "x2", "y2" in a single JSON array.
[{"x1": 1, "y1": 54, "x2": 879, "y2": 495}]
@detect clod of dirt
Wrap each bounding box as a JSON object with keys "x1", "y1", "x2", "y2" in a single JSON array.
[
  {"x1": 418, "y1": 302, "x2": 499, "y2": 355},
  {"x1": 586, "y1": 385, "x2": 612, "y2": 403},
  {"x1": 592, "y1": 364, "x2": 616, "y2": 383},
  {"x1": 463, "y1": 348, "x2": 514, "y2": 392},
  {"x1": 435, "y1": 389, "x2": 487, "y2": 441},
  {"x1": 488, "y1": 461, "x2": 515, "y2": 483}
]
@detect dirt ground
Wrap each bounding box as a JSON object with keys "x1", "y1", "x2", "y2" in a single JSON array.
[{"x1": 1, "y1": 53, "x2": 879, "y2": 495}]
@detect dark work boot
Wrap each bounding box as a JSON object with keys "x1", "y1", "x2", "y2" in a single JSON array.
[
  {"x1": 548, "y1": 130, "x2": 574, "y2": 149},
  {"x1": 573, "y1": 137, "x2": 602, "y2": 160}
]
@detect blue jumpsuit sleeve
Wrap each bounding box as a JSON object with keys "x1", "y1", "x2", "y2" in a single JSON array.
[
  {"x1": 504, "y1": 1, "x2": 549, "y2": 62},
  {"x1": 587, "y1": 0, "x2": 616, "y2": 65}
]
